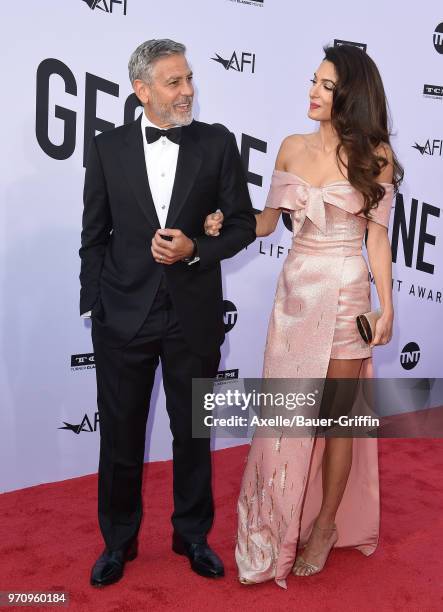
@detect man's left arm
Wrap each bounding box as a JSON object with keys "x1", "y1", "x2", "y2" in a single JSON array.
[{"x1": 194, "y1": 132, "x2": 256, "y2": 269}]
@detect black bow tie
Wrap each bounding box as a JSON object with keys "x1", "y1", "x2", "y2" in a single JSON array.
[{"x1": 145, "y1": 126, "x2": 182, "y2": 145}]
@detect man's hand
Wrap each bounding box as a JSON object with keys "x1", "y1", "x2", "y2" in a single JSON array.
[
  {"x1": 151, "y1": 228, "x2": 194, "y2": 265},
  {"x1": 204, "y1": 209, "x2": 224, "y2": 236}
]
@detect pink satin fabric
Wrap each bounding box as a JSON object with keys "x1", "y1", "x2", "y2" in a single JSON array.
[{"x1": 235, "y1": 170, "x2": 394, "y2": 588}]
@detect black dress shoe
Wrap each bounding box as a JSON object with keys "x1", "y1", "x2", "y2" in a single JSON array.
[
  {"x1": 172, "y1": 533, "x2": 224, "y2": 578},
  {"x1": 90, "y1": 540, "x2": 138, "y2": 587}
]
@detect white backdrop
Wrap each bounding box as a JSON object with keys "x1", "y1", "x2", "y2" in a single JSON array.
[{"x1": 1, "y1": 0, "x2": 442, "y2": 493}]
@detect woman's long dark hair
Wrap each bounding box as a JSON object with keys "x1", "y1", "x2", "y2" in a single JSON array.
[{"x1": 323, "y1": 45, "x2": 403, "y2": 216}]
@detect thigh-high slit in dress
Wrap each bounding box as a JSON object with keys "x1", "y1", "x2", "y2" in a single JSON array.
[{"x1": 235, "y1": 170, "x2": 394, "y2": 588}]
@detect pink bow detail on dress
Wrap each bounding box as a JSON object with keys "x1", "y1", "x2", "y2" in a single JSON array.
[{"x1": 265, "y1": 170, "x2": 384, "y2": 236}]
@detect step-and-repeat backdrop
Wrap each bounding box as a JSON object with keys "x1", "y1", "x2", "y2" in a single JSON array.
[{"x1": 1, "y1": 0, "x2": 442, "y2": 492}]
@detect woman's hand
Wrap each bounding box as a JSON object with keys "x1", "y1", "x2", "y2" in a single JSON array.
[
  {"x1": 370, "y1": 309, "x2": 394, "y2": 347},
  {"x1": 204, "y1": 209, "x2": 224, "y2": 236}
]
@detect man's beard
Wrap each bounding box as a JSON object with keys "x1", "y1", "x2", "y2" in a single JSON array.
[{"x1": 150, "y1": 95, "x2": 193, "y2": 127}]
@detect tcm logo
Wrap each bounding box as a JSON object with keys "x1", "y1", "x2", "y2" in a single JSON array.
[
  {"x1": 433, "y1": 23, "x2": 443, "y2": 54},
  {"x1": 71, "y1": 353, "x2": 95, "y2": 371},
  {"x1": 423, "y1": 84, "x2": 443, "y2": 100},
  {"x1": 212, "y1": 51, "x2": 256, "y2": 73},
  {"x1": 82, "y1": 0, "x2": 127, "y2": 14},
  {"x1": 228, "y1": 0, "x2": 263, "y2": 6},
  {"x1": 223, "y1": 300, "x2": 238, "y2": 333},
  {"x1": 334, "y1": 39, "x2": 367, "y2": 52},
  {"x1": 412, "y1": 139, "x2": 443, "y2": 156},
  {"x1": 216, "y1": 369, "x2": 239, "y2": 380},
  {"x1": 59, "y1": 412, "x2": 99, "y2": 434},
  {"x1": 400, "y1": 342, "x2": 421, "y2": 370}
]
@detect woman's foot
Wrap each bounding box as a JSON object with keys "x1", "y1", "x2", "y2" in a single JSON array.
[
  {"x1": 293, "y1": 522, "x2": 338, "y2": 576},
  {"x1": 239, "y1": 577, "x2": 257, "y2": 585}
]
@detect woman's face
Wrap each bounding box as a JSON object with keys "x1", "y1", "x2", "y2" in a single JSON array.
[{"x1": 308, "y1": 60, "x2": 337, "y2": 122}]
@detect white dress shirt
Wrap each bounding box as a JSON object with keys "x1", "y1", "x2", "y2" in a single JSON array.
[
  {"x1": 141, "y1": 112, "x2": 200, "y2": 266},
  {"x1": 141, "y1": 111, "x2": 180, "y2": 228}
]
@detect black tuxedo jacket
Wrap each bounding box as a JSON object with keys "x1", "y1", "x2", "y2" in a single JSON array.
[{"x1": 79, "y1": 116, "x2": 256, "y2": 355}]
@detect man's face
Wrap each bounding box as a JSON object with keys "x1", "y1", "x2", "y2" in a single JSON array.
[{"x1": 134, "y1": 54, "x2": 194, "y2": 127}]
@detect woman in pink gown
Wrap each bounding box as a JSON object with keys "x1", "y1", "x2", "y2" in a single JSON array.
[{"x1": 205, "y1": 45, "x2": 403, "y2": 588}]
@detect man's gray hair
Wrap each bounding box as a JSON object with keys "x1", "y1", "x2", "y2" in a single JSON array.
[{"x1": 128, "y1": 39, "x2": 186, "y2": 83}]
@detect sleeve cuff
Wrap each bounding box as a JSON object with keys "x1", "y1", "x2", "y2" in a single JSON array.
[{"x1": 187, "y1": 256, "x2": 200, "y2": 266}]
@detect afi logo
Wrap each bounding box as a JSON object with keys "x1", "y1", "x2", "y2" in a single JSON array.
[
  {"x1": 82, "y1": 0, "x2": 128, "y2": 14},
  {"x1": 412, "y1": 140, "x2": 443, "y2": 156},
  {"x1": 433, "y1": 23, "x2": 443, "y2": 54},
  {"x1": 212, "y1": 51, "x2": 256, "y2": 73},
  {"x1": 334, "y1": 39, "x2": 367, "y2": 52},
  {"x1": 59, "y1": 412, "x2": 100, "y2": 434},
  {"x1": 400, "y1": 342, "x2": 421, "y2": 370},
  {"x1": 223, "y1": 300, "x2": 238, "y2": 333}
]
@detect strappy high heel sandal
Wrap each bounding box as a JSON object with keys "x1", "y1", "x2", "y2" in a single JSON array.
[
  {"x1": 293, "y1": 523, "x2": 338, "y2": 576},
  {"x1": 239, "y1": 577, "x2": 257, "y2": 585}
]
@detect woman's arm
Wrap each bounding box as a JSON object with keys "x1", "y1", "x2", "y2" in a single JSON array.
[
  {"x1": 366, "y1": 222, "x2": 393, "y2": 346},
  {"x1": 204, "y1": 135, "x2": 298, "y2": 238},
  {"x1": 366, "y1": 144, "x2": 394, "y2": 347},
  {"x1": 255, "y1": 207, "x2": 281, "y2": 237},
  {"x1": 255, "y1": 137, "x2": 296, "y2": 237}
]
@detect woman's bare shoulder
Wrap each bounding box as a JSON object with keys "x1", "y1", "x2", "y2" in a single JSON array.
[
  {"x1": 279, "y1": 132, "x2": 315, "y2": 150},
  {"x1": 276, "y1": 133, "x2": 313, "y2": 169}
]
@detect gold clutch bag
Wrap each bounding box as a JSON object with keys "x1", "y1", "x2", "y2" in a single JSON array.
[{"x1": 356, "y1": 309, "x2": 381, "y2": 344}]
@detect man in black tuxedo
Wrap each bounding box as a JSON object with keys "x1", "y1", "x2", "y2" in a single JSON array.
[{"x1": 79, "y1": 39, "x2": 255, "y2": 587}]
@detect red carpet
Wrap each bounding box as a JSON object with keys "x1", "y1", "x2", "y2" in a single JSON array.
[{"x1": 1, "y1": 440, "x2": 442, "y2": 612}]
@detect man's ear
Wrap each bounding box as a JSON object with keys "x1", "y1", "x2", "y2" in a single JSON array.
[{"x1": 132, "y1": 79, "x2": 150, "y2": 105}]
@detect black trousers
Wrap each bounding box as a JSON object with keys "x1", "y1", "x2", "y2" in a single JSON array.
[{"x1": 92, "y1": 279, "x2": 220, "y2": 552}]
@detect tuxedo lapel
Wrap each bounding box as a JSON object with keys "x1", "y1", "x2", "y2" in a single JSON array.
[
  {"x1": 120, "y1": 116, "x2": 160, "y2": 230},
  {"x1": 166, "y1": 123, "x2": 202, "y2": 228}
]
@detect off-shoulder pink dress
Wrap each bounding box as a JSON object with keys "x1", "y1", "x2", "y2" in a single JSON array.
[{"x1": 235, "y1": 170, "x2": 394, "y2": 588}]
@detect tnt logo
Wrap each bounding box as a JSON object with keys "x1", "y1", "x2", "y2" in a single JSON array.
[
  {"x1": 82, "y1": 0, "x2": 128, "y2": 15},
  {"x1": 433, "y1": 23, "x2": 443, "y2": 54},
  {"x1": 223, "y1": 300, "x2": 238, "y2": 333},
  {"x1": 400, "y1": 342, "x2": 421, "y2": 370},
  {"x1": 212, "y1": 51, "x2": 256, "y2": 73}
]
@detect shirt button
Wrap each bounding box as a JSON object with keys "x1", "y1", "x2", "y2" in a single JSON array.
[
  {"x1": 161, "y1": 205, "x2": 166, "y2": 209},
  {"x1": 161, "y1": 172, "x2": 165, "y2": 177},
  {"x1": 162, "y1": 140, "x2": 167, "y2": 146}
]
